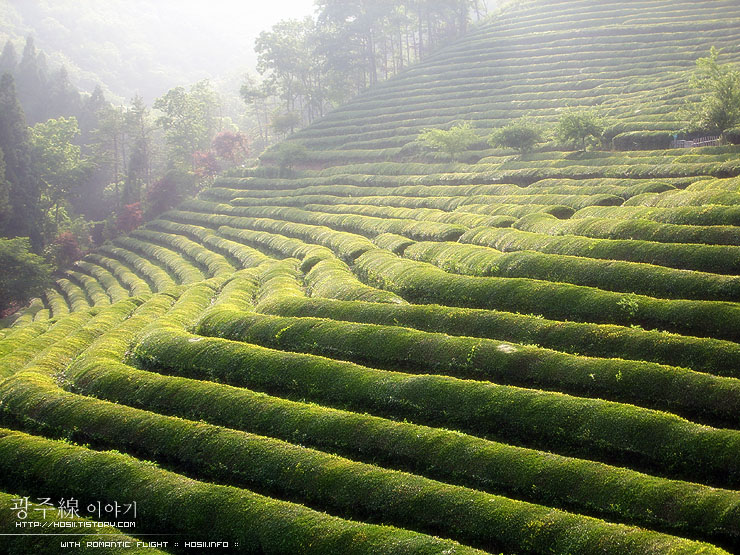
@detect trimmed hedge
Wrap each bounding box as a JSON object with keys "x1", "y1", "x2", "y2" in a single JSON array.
[
  {"x1": 612, "y1": 131, "x2": 673, "y2": 150},
  {"x1": 44, "y1": 288, "x2": 70, "y2": 318},
  {"x1": 254, "y1": 259, "x2": 307, "y2": 306},
  {"x1": 256, "y1": 296, "x2": 740, "y2": 377},
  {"x1": 355, "y1": 249, "x2": 740, "y2": 342},
  {"x1": 303, "y1": 202, "x2": 516, "y2": 229},
  {"x1": 86, "y1": 254, "x2": 152, "y2": 297},
  {"x1": 64, "y1": 351, "x2": 740, "y2": 544},
  {"x1": 215, "y1": 225, "x2": 341, "y2": 265},
  {"x1": 461, "y1": 226, "x2": 740, "y2": 274},
  {"x1": 133, "y1": 326, "x2": 740, "y2": 487},
  {"x1": 404, "y1": 240, "x2": 740, "y2": 301},
  {"x1": 3, "y1": 299, "x2": 141, "y2": 380},
  {"x1": 131, "y1": 228, "x2": 235, "y2": 277},
  {"x1": 97, "y1": 246, "x2": 176, "y2": 293},
  {"x1": 457, "y1": 203, "x2": 576, "y2": 219},
  {"x1": 514, "y1": 212, "x2": 740, "y2": 246},
  {"x1": 1, "y1": 370, "x2": 728, "y2": 555},
  {"x1": 306, "y1": 258, "x2": 405, "y2": 304},
  {"x1": 575, "y1": 204, "x2": 740, "y2": 227},
  {"x1": 67, "y1": 270, "x2": 111, "y2": 306},
  {"x1": 148, "y1": 219, "x2": 272, "y2": 269},
  {"x1": 0, "y1": 429, "x2": 484, "y2": 555},
  {"x1": 115, "y1": 236, "x2": 204, "y2": 285},
  {"x1": 0, "y1": 321, "x2": 52, "y2": 359},
  {"x1": 57, "y1": 278, "x2": 91, "y2": 312},
  {"x1": 196, "y1": 309, "x2": 740, "y2": 425},
  {"x1": 75, "y1": 260, "x2": 130, "y2": 302},
  {"x1": 0, "y1": 311, "x2": 94, "y2": 379}
]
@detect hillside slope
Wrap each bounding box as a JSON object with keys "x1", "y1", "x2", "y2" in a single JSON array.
[{"x1": 3, "y1": 1, "x2": 740, "y2": 553}]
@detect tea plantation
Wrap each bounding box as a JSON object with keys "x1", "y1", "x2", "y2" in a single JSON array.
[{"x1": 2, "y1": 0, "x2": 740, "y2": 553}]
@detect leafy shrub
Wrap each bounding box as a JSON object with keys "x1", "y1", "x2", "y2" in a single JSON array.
[
  {"x1": 417, "y1": 122, "x2": 480, "y2": 161},
  {"x1": 488, "y1": 117, "x2": 547, "y2": 154},
  {"x1": 0, "y1": 238, "x2": 52, "y2": 317}
]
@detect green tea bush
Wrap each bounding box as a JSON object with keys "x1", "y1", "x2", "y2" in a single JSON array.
[
  {"x1": 355, "y1": 249, "x2": 740, "y2": 341},
  {"x1": 0, "y1": 429, "x2": 481, "y2": 555},
  {"x1": 514, "y1": 212, "x2": 740, "y2": 246},
  {"x1": 257, "y1": 296, "x2": 740, "y2": 376},
  {"x1": 404, "y1": 240, "x2": 740, "y2": 301},
  {"x1": 462, "y1": 226, "x2": 740, "y2": 274},
  {"x1": 132, "y1": 326, "x2": 740, "y2": 487},
  {"x1": 196, "y1": 309, "x2": 740, "y2": 424}
]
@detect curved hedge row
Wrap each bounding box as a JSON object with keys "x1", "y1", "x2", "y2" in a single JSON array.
[
  {"x1": 373, "y1": 233, "x2": 417, "y2": 254},
  {"x1": 303, "y1": 202, "x2": 516, "y2": 229},
  {"x1": 86, "y1": 254, "x2": 152, "y2": 297},
  {"x1": 67, "y1": 270, "x2": 111, "y2": 306},
  {"x1": 97, "y1": 246, "x2": 176, "y2": 293},
  {"x1": 461, "y1": 226, "x2": 740, "y2": 274},
  {"x1": 133, "y1": 326, "x2": 740, "y2": 487},
  {"x1": 575, "y1": 204, "x2": 740, "y2": 226},
  {"x1": 115, "y1": 236, "x2": 204, "y2": 285},
  {"x1": 625, "y1": 190, "x2": 740, "y2": 207},
  {"x1": 75, "y1": 260, "x2": 130, "y2": 302},
  {"x1": 215, "y1": 224, "x2": 341, "y2": 265},
  {"x1": 404, "y1": 240, "x2": 740, "y2": 301},
  {"x1": 32, "y1": 308, "x2": 50, "y2": 322},
  {"x1": 65, "y1": 349, "x2": 740, "y2": 545},
  {"x1": 0, "y1": 321, "x2": 52, "y2": 360},
  {"x1": 355, "y1": 249, "x2": 740, "y2": 342},
  {"x1": 306, "y1": 258, "x2": 405, "y2": 304},
  {"x1": 57, "y1": 278, "x2": 91, "y2": 312},
  {"x1": 256, "y1": 296, "x2": 740, "y2": 376},
  {"x1": 44, "y1": 287, "x2": 70, "y2": 318},
  {"x1": 221, "y1": 203, "x2": 469, "y2": 243},
  {"x1": 457, "y1": 203, "x2": 576, "y2": 218},
  {"x1": 515, "y1": 212, "x2": 740, "y2": 246},
  {"x1": 0, "y1": 371, "x2": 724, "y2": 555},
  {"x1": 0, "y1": 311, "x2": 94, "y2": 379},
  {"x1": 686, "y1": 176, "x2": 740, "y2": 192},
  {"x1": 148, "y1": 219, "x2": 273, "y2": 269},
  {"x1": 131, "y1": 228, "x2": 234, "y2": 277},
  {"x1": 0, "y1": 429, "x2": 484, "y2": 555},
  {"x1": 10, "y1": 297, "x2": 45, "y2": 327},
  {"x1": 253, "y1": 259, "x2": 307, "y2": 306},
  {"x1": 170, "y1": 210, "x2": 377, "y2": 263},
  {"x1": 196, "y1": 309, "x2": 740, "y2": 425}
]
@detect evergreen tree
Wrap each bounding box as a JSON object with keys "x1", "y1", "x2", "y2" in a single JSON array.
[
  {"x1": 0, "y1": 73, "x2": 43, "y2": 250},
  {"x1": 16, "y1": 37, "x2": 49, "y2": 123},
  {"x1": 0, "y1": 148, "x2": 9, "y2": 226},
  {"x1": 47, "y1": 65, "x2": 82, "y2": 119},
  {"x1": 0, "y1": 41, "x2": 18, "y2": 75}
]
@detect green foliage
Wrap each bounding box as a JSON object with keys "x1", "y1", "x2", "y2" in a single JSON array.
[
  {"x1": 417, "y1": 122, "x2": 480, "y2": 161},
  {"x1": 265, "y1": 141, "x2": 308, "y2": 176},
  {"x1": 687, "y1": 46, "x2": 740, "y2": 136},
  {"x1": 356, "y1": 249, "x2": 740, "y2": 343},
  {"x1": 555, "y1": 108, "x2": 606, "y2": 150},
  {"x1": 153, "y1": 80, "x2": 222, "y2": 170},
  {"x1": 197, "y1": 308, "x2": 740, "y2": 426},
  {"x1": 488, "y1": 117, "x2": 546, "y2": 154},
  {"x1": 30, "y1": 116, "x2": 90, "y2": 227},
  {"x1": 0, "y1": 238, "x2": 52, "y2": 315}
]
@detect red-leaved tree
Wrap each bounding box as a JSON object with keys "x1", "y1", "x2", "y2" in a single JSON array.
[
  {"x1": 193, "y1": 150, "x2": 220, "y2": 179},
  {"x1": 147, "y1": 174, "x2": 180, "y2": 217},
  {"x1": 117, "y1": 202, "x2": 143, "y2": 233},
  {"x1": 212, "y1": 130, "x2": 249, "y2": 164},
  {"x1": 50, "y1": 231, "x2": 82, "y2": 269}
]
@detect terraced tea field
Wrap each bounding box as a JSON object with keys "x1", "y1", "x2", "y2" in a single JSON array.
[{"x1": 3, "y1": 0, "x2": 740, "y2": 553}]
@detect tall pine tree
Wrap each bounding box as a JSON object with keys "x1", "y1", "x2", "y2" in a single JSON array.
[{"x1": 0, "y1": 73, "x2": 43, "y2": 251}]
